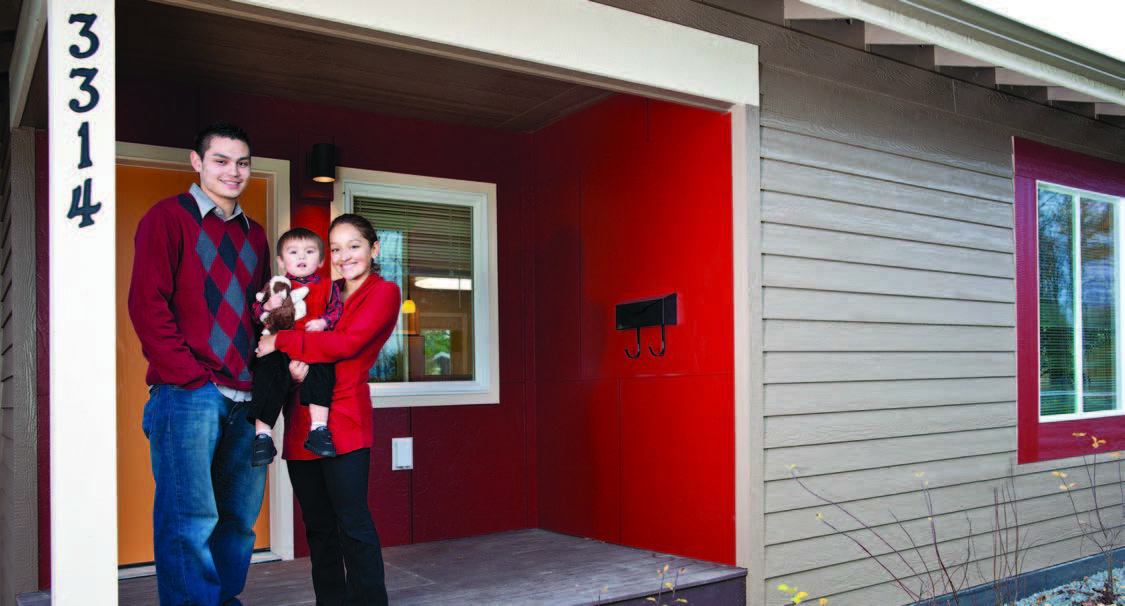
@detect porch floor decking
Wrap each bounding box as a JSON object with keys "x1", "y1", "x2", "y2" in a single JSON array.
[{"x1": 94, "y1": 529, "x2": 747, "y2": 605}]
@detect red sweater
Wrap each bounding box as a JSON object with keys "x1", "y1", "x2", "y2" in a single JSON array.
[
  {"x1": 277, "y1": 274, "x2": 401, "y2": 459},
  {"x1": 128, "y1": 194, "x2": 270, "y2": 390}
]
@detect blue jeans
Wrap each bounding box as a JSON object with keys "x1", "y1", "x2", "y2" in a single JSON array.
[{"x1": 142, "y1": 383, "x2": 267, "y2": 606}]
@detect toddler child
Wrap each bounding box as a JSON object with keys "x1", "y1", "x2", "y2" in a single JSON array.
[{"x1": 248, "y1": 227, "x2": 343, "y2": 466}]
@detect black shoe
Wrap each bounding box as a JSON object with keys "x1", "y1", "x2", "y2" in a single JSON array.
[
  {"x1": 304, "y1": 426, "x2": 337, "y2": 457},
  {"x1": 251, "y1": 434, "x2": 277, "y2": 467}
]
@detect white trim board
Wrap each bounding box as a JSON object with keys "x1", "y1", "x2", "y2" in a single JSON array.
[
  {"x1": 115, "y1": 142, "x2": 296, "y2": 563},
  {"x1": 149, "y1": 0, "x2": 759, "y2": 109},
  {"x1": 800, "y1": 0, "x2": 1125, "y2": 105},
  {"x1": 49, "y1": 2, "x2": 118, "y2": 602}
]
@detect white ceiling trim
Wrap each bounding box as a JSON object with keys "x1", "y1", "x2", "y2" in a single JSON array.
[
  {"x1": 799, "y1": 0, "x2": 1125, "y2": 105},
  {"x1": 214, "y1": 0, "x2": 760, "y2": 107}
]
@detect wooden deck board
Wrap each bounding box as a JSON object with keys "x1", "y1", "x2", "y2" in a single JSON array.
[{"x1": 18, "y1": 530, "x2": 745, "y2": 605}]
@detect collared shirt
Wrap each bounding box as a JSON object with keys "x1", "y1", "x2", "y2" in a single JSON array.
[
  {"x1": 190, "y1": 183, "x2": 249, "y2": 227},
  {"x1": 190, "y1": 183, "x2": 252, "y2": 403}
]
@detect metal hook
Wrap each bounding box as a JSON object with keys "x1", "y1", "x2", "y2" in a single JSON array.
[
  {"x1": 625, "y1": 327, "x2": 642, "y2": 358},
  {"x1": 647, "y1": 324, "x2": 667, "y2": 357}
]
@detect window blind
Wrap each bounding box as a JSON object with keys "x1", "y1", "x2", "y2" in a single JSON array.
[{"x1": 354, "y1": 196, "x2": 473, "y2": 278}]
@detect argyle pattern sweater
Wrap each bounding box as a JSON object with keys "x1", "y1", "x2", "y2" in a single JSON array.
[{"x1": 128, "y1": 193, "x2": 270, "y2": 391}]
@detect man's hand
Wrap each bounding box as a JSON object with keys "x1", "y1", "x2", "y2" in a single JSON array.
[
  {"x1": 289, "y1": 360, "x2": 309, "y2": 383},
  {"x1": 304, "y1": 318, "x2": 328, "y2": 332},
  {"x1": 263, "y1": 292, "x2": 285, "y2": 311}
]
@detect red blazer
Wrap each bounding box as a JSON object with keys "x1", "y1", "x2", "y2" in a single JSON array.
[{"x1": 276, "y1": 274, "x2": 401, "y2": 459}]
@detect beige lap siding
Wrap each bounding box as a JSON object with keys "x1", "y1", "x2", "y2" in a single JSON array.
[{"x1": 756, "y1": 60, "x2": 1124, "y2": 606}]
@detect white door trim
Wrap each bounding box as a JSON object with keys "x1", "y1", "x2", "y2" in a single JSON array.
[{"x1": 115, "y1": 141, "x2": 296, "y2": 562}]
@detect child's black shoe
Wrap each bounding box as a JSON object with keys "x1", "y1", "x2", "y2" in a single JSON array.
[
  {"x1": 304, "y1": 426, "x2": 337, "y2": 457},
  {"x1": 251, "y1": 434, "x2": 277, "y2": 467}
]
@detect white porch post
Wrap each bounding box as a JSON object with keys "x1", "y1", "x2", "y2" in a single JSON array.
[{"x1": 47, "y1": 0, "x2": 117, "y2": 604}]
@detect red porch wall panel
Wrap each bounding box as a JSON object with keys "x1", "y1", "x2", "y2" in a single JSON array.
[
  {"x1": 411, "y1": 382, "x2": 527, "y2": 542},
  {"x1": 620, "y1": 374, "x2": 734, "y2": 564},
  {"x1": 529, "y1": 95, "x2": 734, "y2": 564},
  {"x1": 530, "y1": 169, "x2": 583, "y2": 383},
  {"x1": 535, "y1": 379, "x2": 621, "y2": 544}
]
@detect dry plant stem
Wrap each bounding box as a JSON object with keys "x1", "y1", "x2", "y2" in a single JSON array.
[
  {"x1": 1058, "y1": 436, "x2": 1125, "y2": 603},
  {"x1": 789, "y1": 472, "x2": 927, "y2": 586},
  {"x1": 924, "y1": 487, "x2": 961, "y2": 603},
  {"x1": 891, "y1": 511, "x2": 936, "y2": 599},
  {"x1": 985, "y1": 477, "x2": 1027, "y2": 606},
  {"x1": 817, "y1": 514, "x2": 925, "y2": 603}
]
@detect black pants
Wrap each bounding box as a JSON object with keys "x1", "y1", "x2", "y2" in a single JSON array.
[
  {"x1": 287, "y1": 449, "x2": 389, "y2": 606},
  {"x1": 247, "y1": 350, "x2": 335, "y2": 427}
]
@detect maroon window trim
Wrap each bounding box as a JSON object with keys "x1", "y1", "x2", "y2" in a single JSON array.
[{"x1": 1015, "y1": 138, "x2": 1125, "y2": 463}]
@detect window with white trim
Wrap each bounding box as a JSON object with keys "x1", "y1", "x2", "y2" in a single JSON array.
[
  {"x1": 1036, "y1": 182, "x2": 1121, "y2": 421},
  {"x1": 335, "y1": 168, "x2": 499, "y2": 407}
]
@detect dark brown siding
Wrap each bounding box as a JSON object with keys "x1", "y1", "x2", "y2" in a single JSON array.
[{"x1": 0, "y1": 128, "x2": 38, "y2": 605}]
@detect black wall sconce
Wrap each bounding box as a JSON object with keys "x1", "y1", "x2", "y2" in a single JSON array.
[
  {"x1": 307, "y1": 142, "x2": 337, "y2": 183},
  {"x1": 615, "y1": 293, "x2": 677, "y2": 358}
]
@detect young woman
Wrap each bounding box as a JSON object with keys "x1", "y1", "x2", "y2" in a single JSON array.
[{"x1": 256, "y1": 213, "x2": 400, "y2": 606}]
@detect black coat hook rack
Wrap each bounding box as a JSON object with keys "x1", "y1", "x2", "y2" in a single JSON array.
[{"x1": 615, "y1": 294, "x2": 677, "y2": 358}]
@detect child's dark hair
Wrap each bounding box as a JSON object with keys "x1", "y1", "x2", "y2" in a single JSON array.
[
  {"x1": 329, "y1": 214, "x2": 380, "y2": 273},
  {"x1": 194, "y1": 120, "x2": 252, "y2": 157},
  {"x1": 277, "y1": 227, "x2": 325, "y2": 257}
]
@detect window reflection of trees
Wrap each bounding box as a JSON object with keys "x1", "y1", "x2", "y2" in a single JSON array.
[{"x1": 1037, "y1": 186, "x2": 1118, "y2": 417}]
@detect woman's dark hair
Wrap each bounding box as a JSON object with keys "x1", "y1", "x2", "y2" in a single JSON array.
[{"x1": 329, "y1": 213, "x2": 380, "y2": 273}]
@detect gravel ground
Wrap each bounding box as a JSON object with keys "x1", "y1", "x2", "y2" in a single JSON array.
[{"x1": 1013, "y1": 566, "x2": 1125, "y2": 605}]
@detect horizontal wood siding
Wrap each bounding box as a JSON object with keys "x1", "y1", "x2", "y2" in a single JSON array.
[
  {"x1": 754, "y1": 32, "x2": 1125, "y2": 606},
  {"x1": 593, "y1": 0, "x2": 1125, "y2": 603},
  {"x1": 0, "y1": 129, "x2": 37, "y2": 605}
]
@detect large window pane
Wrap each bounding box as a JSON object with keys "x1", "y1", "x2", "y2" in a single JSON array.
[
  {"x1": 1038, "y1": 188, "x2": 1076, "y2": 416},
  {"x1": 356, "y1": 196, "x2": 475, "y2": 385},
  {"x1": 1081, "y1": 197, "x2": 1117, "y2": 413}
]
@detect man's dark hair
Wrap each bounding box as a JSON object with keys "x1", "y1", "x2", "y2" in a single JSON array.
[{"x1": 194, "y1": 120, "x2": 252, "y2": 157}]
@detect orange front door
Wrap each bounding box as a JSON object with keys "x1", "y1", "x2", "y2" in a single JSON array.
[{"x1": 116, "y1": 161, "x2": 272, "y2": 566}]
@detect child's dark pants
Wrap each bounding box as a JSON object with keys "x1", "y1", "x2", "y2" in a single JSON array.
[{"x1": 248, "y1": 350, "x2": 335, "y2": 428}]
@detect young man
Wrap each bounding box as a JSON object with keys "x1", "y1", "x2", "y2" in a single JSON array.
[{"x1": 128, "y1": 121, "x2": 271, "y2": 606}]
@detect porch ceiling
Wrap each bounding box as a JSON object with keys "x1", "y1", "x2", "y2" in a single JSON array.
[{"x1": 43, "y1": 0, "x2": 613, "y2": 132}]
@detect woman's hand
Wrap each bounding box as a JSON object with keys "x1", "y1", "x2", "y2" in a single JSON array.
[
  {"x1": 304, "y1": 318, "x2": 328, "y2": 332},
  {"x1": 256, "y1": 333, "x2": 277, "y2": 357},
  {"x1": 289, "y1": 360, "x2": 309, "y2": 383}
]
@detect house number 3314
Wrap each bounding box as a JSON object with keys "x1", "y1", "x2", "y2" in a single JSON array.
[{"x1": 66, "y1": 12, "x2": 102, "y2": 228}]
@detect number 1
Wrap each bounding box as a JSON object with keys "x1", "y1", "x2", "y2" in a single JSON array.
[{"x1": 77, "y1": 122, "x2": 92, "y2": 169}]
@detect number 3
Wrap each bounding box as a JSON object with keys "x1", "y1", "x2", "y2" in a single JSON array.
[
  {"x1": 68, "y1": 14, "x2": 99, "y2": 59},
  {"x1": 68, "y1": 68, "x2": 100, "y2": 113}
]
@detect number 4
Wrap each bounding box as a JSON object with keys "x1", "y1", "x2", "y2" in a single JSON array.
[{"x1": 68, "y1": 178, "x2": 102, "y2": 228}]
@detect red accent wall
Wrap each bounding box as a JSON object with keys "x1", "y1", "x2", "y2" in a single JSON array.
[{"x1": 527, "y1": 96, "x2": 735, "y2": 564}]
